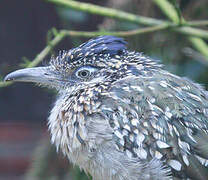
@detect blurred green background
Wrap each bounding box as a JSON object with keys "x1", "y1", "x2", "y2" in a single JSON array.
[{"x1": 0, "y1": 0, "x2": 208, "y2": 179}]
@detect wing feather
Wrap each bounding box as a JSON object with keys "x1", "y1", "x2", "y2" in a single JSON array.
[{"x1": 100, "y1": 72, "x2": 208, "y2": 179}]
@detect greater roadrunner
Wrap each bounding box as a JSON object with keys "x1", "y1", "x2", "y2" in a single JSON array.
[{"x1": 5, "y1": 36, "x2": 208, "y2": 180}]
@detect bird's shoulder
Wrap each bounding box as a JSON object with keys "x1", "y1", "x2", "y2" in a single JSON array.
[
  {"x1": 103, "y1": 70, "x2": 208, "y2": 124},
  {"x1": 95, "y1": 70, "x2": 208, "y2": 179}
]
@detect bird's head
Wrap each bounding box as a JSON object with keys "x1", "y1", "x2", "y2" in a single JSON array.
[
  {"x1": 4, "y1": 36, "x2": 127, "y2": 91},
  {"x1": 4, "y1": 36, "x2": 160, "y2": 93}
]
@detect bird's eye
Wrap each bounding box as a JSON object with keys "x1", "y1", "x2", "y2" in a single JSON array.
[
  {"x1": 77, "y1": 69, "x2": 90, "y2": 78},
  {"x1": 75, "y1": 65, "x2": 98, "y2": 80}
]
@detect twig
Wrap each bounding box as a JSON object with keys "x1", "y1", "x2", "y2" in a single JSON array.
[
  {"x1": 188, "y1": 37, "x2": 208, "y2": 57},
  {"x1": 187, "y1": 20, "x2": 208, "y2": 27},
  {"x1": 46, "y1": 0, "x2": 208, "y2": 40},
  {"x1": 0, "y1": 32, "x2": 66, "y2": 88},
  {"x1": 28, "y1": 32, "x2": 66, "y2": 68},
  {"x1": 153, "y1": 0, "x2": 181, "y2": 24},
  {"x1": 0, "y1": 81, "x2": 13, "y2": 88},
  {"x1": 153, "y1": 0, "x2": 208, "y2": 59},
  {"x1": 174, "y1": 26, "x2": 208, "y2": 39},
  {"x1": 61, "y1": 24, "x2": 170, "y2": 37},
  {"x1": 46, "y1": 0, "x2": 165, "y2": 26}
]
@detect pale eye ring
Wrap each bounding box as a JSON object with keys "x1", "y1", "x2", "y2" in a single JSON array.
[{"x1": 77, "y1": 69, "x2": 90, "y2": 78}]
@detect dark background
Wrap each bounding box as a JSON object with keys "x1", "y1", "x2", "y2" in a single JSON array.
[{"x1": 0, "y1": 0, "x2": 208, "y2": 179}]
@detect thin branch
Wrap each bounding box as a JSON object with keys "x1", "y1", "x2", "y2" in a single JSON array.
[
  {"x1": 153, "y1": 0, "x2": 181, "y2": 24},
  {"x1": 47, "y1": 0, "x2": 208, "y2": 27},
  {"x1": 28, "y1": 32, "x2": 66, "y2": 68},
  {"x1": 46, "y1": 0, "x2": 208, "y2": 40},
  {"x1": 0, "y1": 81, "x2": 13, "y2": 88},
  {"x1": 188, "y1": 37, "x2": 208, "y2": 57},
  {"x1": 61, "y1": 24, "x2": 170, "y2": 37},
  {"x1": 187, "y1": 20, "x2": 208, "y2": 27},
  {"x1": 46, "y1": 0, "x2": 165, "y2": 26},
  {"x1": 0, "y1": 32, "x2": 66, "y2": 88},
  {"x1": 174, "y1": 27, "x2": 208, "y2": 39},
  {"x1": 153, "y1": 0, "x2": 208, "y2": 59}
]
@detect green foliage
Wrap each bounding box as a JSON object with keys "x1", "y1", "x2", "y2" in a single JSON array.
[
  {"x1": 47, "y1": 28, "x2": 59, "y2": 44},
  {"x1": 20, "y1": 57, "x2": 32, "y2": 68},
  {"x1": 168, "y1": 0, "x2": 183, "y2": 24}
]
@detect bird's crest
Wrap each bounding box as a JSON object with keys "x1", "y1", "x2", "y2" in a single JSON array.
[
  {"x1": 77, "y1": 35, "x2": 127, "y2": 57},
  {"x1": 51, "y1": 36, "x2": 127, "y2": 69}
]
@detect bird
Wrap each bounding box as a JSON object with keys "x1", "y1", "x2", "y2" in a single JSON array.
[{"x1": 4, "y1": 35, "x2": 208, "y2": 180}]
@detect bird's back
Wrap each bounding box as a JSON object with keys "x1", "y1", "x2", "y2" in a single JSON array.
[{"x1": 99, "y1": 69, "x2": 208, "y2": 179}]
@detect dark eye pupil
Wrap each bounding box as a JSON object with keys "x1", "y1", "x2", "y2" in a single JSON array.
[
  {"x1": 78, "y1": 70, "x2": 89, "y2": 77},
  {"x1": 81, "y1": 71, "x2": 87, "y2": 76}
]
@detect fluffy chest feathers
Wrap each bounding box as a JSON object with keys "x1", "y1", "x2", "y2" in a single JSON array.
[{"x1": 48, "y1": 85, "x2": 113, "y2": 167}]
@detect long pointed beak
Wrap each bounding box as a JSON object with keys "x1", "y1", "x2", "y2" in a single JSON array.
[{"x1": 4, "y1": 67, "x2": 56, "y2": 85}]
